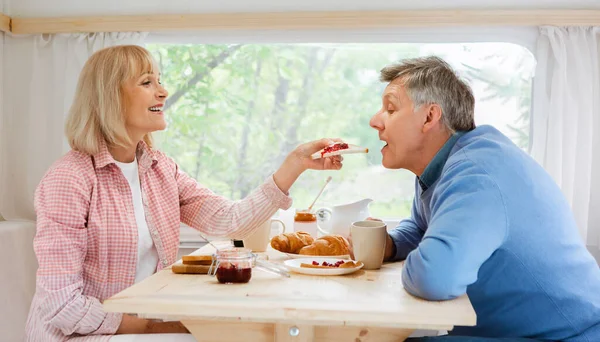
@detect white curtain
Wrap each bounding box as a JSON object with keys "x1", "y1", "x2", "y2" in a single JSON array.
[
  {"x1": 530, "y1": 26, "x2": 600, "y2": 255},
  {"x1": 0, "y1": 32, "x2": 148, "y2": 220}
]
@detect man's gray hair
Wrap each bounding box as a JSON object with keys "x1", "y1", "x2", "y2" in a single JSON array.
[{"x1": 380, "y1": 56, "x2": 475, "y2": 133}]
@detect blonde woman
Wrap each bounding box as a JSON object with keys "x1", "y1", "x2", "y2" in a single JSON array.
[{"x1": 25, "y1": 45, "x2": 343, "y2": 342}]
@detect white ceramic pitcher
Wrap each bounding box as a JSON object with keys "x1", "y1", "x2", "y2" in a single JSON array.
[{"x1": 315, "y1": 198, "x2": 373, "y2": 238}]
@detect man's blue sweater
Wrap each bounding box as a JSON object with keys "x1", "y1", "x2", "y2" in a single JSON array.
[{"x1": 389, "y1": 125, "x2": 600, "y2": 341}]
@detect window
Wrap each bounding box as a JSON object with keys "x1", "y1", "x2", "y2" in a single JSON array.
[{"x1": 147, "y1": 43, "x2": 535, "y2": 221}]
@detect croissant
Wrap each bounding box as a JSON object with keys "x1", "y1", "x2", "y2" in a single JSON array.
[
  {"x1": 298, "y1": 235, "x2": 350, "y2": 256},
  {"x1": 270, "y1": 232, "x2": 315, "y2": 254}
]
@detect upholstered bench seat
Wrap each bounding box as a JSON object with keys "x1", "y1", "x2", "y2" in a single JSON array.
[{"x1": 0, "y1": 220, "x2": 37, "y2": 342}]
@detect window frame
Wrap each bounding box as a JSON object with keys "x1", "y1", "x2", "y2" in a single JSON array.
[{"x1": 144, "y1": 27, "x2": 538, "y2": 243}]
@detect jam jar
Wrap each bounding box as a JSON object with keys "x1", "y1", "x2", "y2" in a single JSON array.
[
  {"x1": 294, "y1": 210, "x2": 317, "y2": 222},
  {"x1": 293, "y1": 209, "x2": 318, "y2": 237},
  {"x1": 210, "y1": 248, "x2": 254, "y2": 284}
]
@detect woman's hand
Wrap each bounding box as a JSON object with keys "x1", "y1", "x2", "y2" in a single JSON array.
[
  {"x1": 292, "y1": 138, "x2": 345, "y2": 171},
  {"x1": 273, "y1": 138, "x2": 344, "y2": 193}
]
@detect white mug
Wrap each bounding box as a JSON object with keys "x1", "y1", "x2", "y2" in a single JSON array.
[
  {"x1": 350, "y1": 220, "x2": 387, "y2": 270},
  {"x1": 243, "y1": 219, "x2": 286, "y2": 252}
]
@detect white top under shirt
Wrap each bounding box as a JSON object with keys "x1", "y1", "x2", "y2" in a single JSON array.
[{"x1": 115, "y1": 157, "x2": 160, "y2": 283}]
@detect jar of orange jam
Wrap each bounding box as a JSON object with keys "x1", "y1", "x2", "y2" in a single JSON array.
[
  {"x1": 293, "y1": 209, "x2": 317, "y2": 236},
  {"x1": 294, "y1": 211, "x2": 316, "y2": 222}
]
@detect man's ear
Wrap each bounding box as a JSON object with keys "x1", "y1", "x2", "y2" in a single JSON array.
[{"x1": 422, "y1": 104, "x2": 443, "y2": 133}]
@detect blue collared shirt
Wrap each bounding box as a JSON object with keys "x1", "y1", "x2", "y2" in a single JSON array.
[
  {"x1": 418, "y1": 131, "x2": 466, "y2": 191},
  {"x1": 390, "y1": 125, "x2": 600, "y2": 341}
]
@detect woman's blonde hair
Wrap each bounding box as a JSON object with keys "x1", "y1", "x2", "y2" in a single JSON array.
[{"x1": 65, "y1": 45, "x2": 156, "y2": 155}]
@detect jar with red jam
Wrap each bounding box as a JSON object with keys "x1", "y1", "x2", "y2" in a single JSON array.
[{"x1": 210, "y1": 248, "x2": 254, "y2": 284}]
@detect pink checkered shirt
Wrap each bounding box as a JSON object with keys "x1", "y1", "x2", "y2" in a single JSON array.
[{"x1": 25, "y1": 140, "x2": 292, "y2": 341}]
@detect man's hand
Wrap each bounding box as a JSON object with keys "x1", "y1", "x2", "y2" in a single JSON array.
[
  {"x1": 365, "y1": 217, "x2": 396, "y2": 261},
  {"x1": 348, "y1": 217, "x2": 395, "y2": 261},
  {"x1": 383, "y1": 234, "x2": 396, "y2": 261}
]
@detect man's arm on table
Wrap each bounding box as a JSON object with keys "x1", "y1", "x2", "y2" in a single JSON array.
[
  {"x1": 401, "y1": 161, "x2": 507, "y2": 301},
  {"x1": 385, "y1": 188, "x2": 427, "y2": 262}
]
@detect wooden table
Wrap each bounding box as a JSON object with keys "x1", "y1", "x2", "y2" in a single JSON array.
[{"x1": 104, "y1": 244, "x2": 476, "y2": 341}]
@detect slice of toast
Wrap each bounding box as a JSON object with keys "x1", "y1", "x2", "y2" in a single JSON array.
[
  {"x1": 181, "y1": 255, "x2": 214, "y2": 265},
  {"x1": 300, "y1": 260, "x2": 362, "y2": 269},
  {"x1": 311, "y1": 143, "x2": 368, "y2": 160},
  {"x1": 171, "y1": 264, "x2": 211, "y2": 274}
]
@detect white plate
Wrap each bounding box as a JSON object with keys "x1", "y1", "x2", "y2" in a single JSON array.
[{"x1": 284, "y1": 257, "x2": 364, "y2": 276}]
